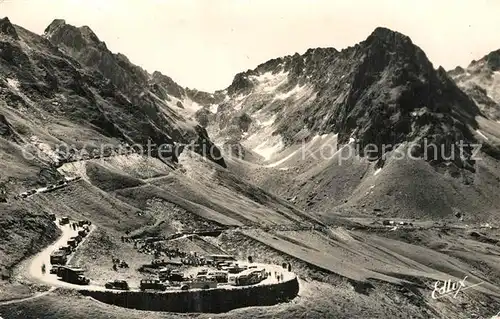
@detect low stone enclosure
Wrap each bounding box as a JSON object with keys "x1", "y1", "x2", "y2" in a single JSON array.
[{"x1": 80, "y1": 276, "x2": 300, "y2": 313}]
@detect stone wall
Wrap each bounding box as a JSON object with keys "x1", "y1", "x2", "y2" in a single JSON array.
[{"x1": 80, "y1": 277, "x2": 299, "y2": 313}]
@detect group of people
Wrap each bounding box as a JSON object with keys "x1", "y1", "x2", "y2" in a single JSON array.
[
  {"x1": 282, "y1": 262, "x2": 292, "y2": 272},
  {"x1": 274, "y1": 271, "x2": 284, "y2": 282},
  {"x1": 128, "y1": 238, "x2": 188, "y2": 261},
  {"x1": 274, "y1": 262, "x2": 293, "y2": 282},
  {"x1": 120, "y1": 236, "x2": 133, "y2": 243},
  {"x1": 111, "y1": 257, "x2": 129, "y2": 271}
]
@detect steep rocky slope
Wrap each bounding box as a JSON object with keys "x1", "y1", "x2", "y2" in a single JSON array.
[
  {"x1": 44, "y1": 19, "x2": 223, "y2": 117},
  {"x1": 43, "y1": 19, "x2": 226, "y2": 166},
  {"x1": 213, "y1": 28, "x2": 484, "y2": 161},
  {"x1": 205, "y1": 27, "x2": 500, "y2": 220},
  {"x1": 0, "y1": 17, "x2": 225, "y2": 194}
]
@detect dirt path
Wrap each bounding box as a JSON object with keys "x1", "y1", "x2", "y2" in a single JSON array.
[{"x1": 0, "y1": 287, "x2": 56, "y2": 306}]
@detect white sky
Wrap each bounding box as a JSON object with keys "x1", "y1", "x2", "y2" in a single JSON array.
[{"x1": 1, "y1": 0, "x2": 500, "y2": 92}]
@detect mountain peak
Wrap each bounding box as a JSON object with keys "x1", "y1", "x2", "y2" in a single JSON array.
[
  {"x1": 44, "y1": 19, "x2": 104, "y2": 50},
  {"x1": 0, "y1": 17, "x2": 19, "y2": 40},
  {"x1": 78, "y1": 25, "x2": 101, "y2": 44},
  {"x1": 365, "y1": 26, "x2": 413, "y2": 47},
  {"x1": 483, "y1": 49, "x2": 500, "y2": 71},
  {"x1": 44, "y1": 19, "x2": 66, "y2": 36},
  {"x1": 467, "y1": 48, "x2": 500, "y2": 71}
]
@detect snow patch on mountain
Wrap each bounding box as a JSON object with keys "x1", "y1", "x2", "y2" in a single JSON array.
[
  {"x1": 263, "y1": 133, "x2": 339, "y2": 169},
  {"x1": 258, "y1": 115, "x2": 277, "y2": 127},
  {"x1": 165, "y1": 94, "x2": 203, "y2": 117},
  {"x1": 274, "y1": 84, "x2": 311, "y2": 100},
  {"x1": 476, "y1": 130, "x2": 490, "y2": 141},
  {"x1": 233, "y1": 93, "x2": 249, "y2": 111},
  {"x1": 265, "y1": 148, "x2": 300, "y2": 168},
  {"x1": 6, "y1": 78, "x2": 20, "y2": 90},
  {"x1": 247, "y1": 70, "x2": 289, "y2": 94},
  {"x1": 184, "y1": 99, "x2": 203, "y2": 112},
  {"x1": 209, "y1": 104, "x2": 219, "y2": 114},
  {"x1": 252, "y1": 138, "x2": 284, "y2": 161}
]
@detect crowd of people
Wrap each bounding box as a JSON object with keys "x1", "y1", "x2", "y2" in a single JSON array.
[
  {"x1": 274, "y1": 271, "x2": 284, "y2": 282},
  {"x1": 111, "y1": 257, "x2": 129, "y2": 271},
  {"x1": 120, "y1": 235, "x2": 194, "y2": 267}
]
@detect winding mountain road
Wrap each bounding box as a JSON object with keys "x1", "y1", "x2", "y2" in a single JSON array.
[
  {"x1": 0, "y1": 220, "x2": 98, "y2": 306},
  {"x1": 1, "y1": 218, "x2": 296, "y2": 308},
  {"x1": 26, "y1": 220, "x2": 105, "y2": 292}
]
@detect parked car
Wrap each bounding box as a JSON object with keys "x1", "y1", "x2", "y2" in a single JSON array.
[
  {"x1": 70, "y1": 235, "x2": 82, "y2": 244},
  {"x1": 50, "y1": 266, "x2": 61, "y2": 274},
  {"x1": 206, "y1": 271, "x2": 229, "y2": 283},
  {"x1": 57, "y1": 266, "x2": 90, "y2": 285},
  {"x1": 78, "y1": 229, "x2": 88, "y2": 237},
  {"x1": 180, "y1": 277, "x2": 217, "y2": 290},
  {"x1": 196, "y1": 269, "x2": 209, "y2": 276},
  {"x1": 59, "y1": 246, "x2": 72, "y2": 254},
  {"x1": 77, "y1": 220, "x2": 88, "y2": 227},
  {"x1": 105, "y1": 280, "x2": 130, "y2": 290},
  {"x1": 169, "y1": 271, "x2": 184, "y2": 282},
  {"x1": 140, "y1": 279, "x2": 166, "y2": 291}
]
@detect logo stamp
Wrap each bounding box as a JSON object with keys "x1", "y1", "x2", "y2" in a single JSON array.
[{"x1": 431, "y1": 276, "x2": 483, "y2": 300}]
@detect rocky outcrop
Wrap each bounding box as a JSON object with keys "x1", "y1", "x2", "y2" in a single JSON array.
[
  {"x1": 449, "y1": 48, "x2": 500, "y2": 121},
  {"x1": 483, "y1": 49, "x2": 500, "y2": 71},
  {"x1": 227, "y1": 71, "x2": 257, "y2": 96},
  {"x1": 0, "y1": 114, "x2": 22, "y2": 143},
  {"x1": 0, "y1": 17, "x2": 19, "y2": 40},
  {"x1": 44, "y1": 19, "x2": 149, "y2": 94},
  {"x1": 150, "y1": 71, "x2": 185, "y2": 100},
  {"x1": 0, "y1": 114, "x2": 13, "y2": 137},
  {"x1": 40, "y1": 19, "x2": 227, "y2": 166},
  {"x1": 0, "y1": 206, "x2": 60, "y2": 278},
  {"x1": 191, "y1": 125, "x2": 226, "y2": 168}
]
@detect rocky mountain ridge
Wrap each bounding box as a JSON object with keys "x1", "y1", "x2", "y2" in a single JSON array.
[
  {"x1": 194, "y1": 27, "x2": 500, "y2": 220},
  {"x1": 0, "y1": 17, "x2": 226, "y2": 194},
  {"x1": 209, "y1": 27, "x2": 492, "y2": 170},
  {"x1": 44, "y1": 19, "x2": 222, "y2": 108},
  {"x1": 449, "y1": 48, "x2": 500, "y2": 121}
]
